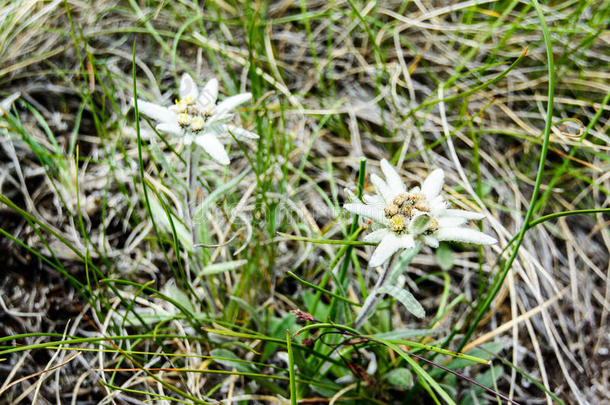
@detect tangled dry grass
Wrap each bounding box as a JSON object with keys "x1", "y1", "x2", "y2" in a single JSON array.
[{"x1": 1, "y1": 0, "x2": 609, "y2": 404}]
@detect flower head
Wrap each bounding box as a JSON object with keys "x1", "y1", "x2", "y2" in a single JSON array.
[
  {"x1": 133, "y1": 73, "x2": 258, "y2": 165},
  {"x1": 344, "y1": 159, "x2": 497, "y2": 267}
]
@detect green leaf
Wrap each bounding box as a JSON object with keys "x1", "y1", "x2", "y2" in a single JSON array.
[
  {"x1": 309, "y1": 377, "x2": 343, "y2": 398},
  {"x1": 383, "y1": 367, "x2": 413, "y2": 389},
  {"x1": 304, "y1": 290, "x2": 329, "y2": 321},
  {"x1": 459, "y1": 365, "x2": 504, "y2": 405},
  {"x1": 409, "y1": 214, "x2": 430, "y2": 234},
  {"x1": 479, "y1": 182, "x2": 492, "y2": 197},
  {"x1": 210, "y1": 348, "x2": 284, "y2": 396},
  {"x1": 381, "y1": 339, "x2": 456, "y2": 405},
  {"x1": 260, "y1": 316, "x2": 296, "y2": 362},
  {"x1": 378, "y1": 285, "x2": 425, "y2": 318},
  {"x1": 372, "y1": 329, "x2": 439, "y2": 340},
  {"x1": 148, "y1": 193, "x2": 192, "y2": 250},
  {"x1": 165, "y1": 283, "x2": 195, "y2": 315},
  {"x1": 193, "y1": 169, "x2": 248, "y2": 219},
  {"x1": 388, "y1": 244, "x2": 421, "y2": 285},
  {"x1": 446, "y1": 342, "x2": 504, "y2": 370},
  {"x1": 435, "y1": 242, "x2": 454, "y2": 271},
  {"x1": 198, "y1": 260, "x2": 247, "y2": 276},
  {"x1": 210, "y1": 348, "x2": 257, "y2": 373},
  {"x1": 229, "y1": 296, "x2": 262, "y2": 327}
]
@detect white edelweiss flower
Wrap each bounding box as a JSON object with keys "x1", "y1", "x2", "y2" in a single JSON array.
[
  {"x1": 133, "y1": 73, "x2": 258, "y2": 165},
  {"x1": 344, "y1": 159, "x2": 497, "y2": 267}
]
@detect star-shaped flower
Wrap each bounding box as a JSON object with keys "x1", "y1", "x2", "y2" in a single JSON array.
[
  {"x1": 133, "y1": 73, "x2": 258, "y2": 165},
  {"x1": 344, "y1": 159, "x2": 497, "y2": 267}
]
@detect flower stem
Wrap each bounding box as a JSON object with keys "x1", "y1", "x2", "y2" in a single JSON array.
[
  {"x1": 353, "y1": 263, "x2": 391, "y2": 329},
  {"x1": 185, "y1": 141, "x2": 201, "y2": 277},
  {"x1": 353, "y1": 245, "x2": 421, "y2": 329}
]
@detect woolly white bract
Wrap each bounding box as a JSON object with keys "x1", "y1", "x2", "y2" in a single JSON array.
[
  {"x1": 344, "y1": 159, "x2": 497, "y2": 267},
  {"x1": 134, "y1": 73, "x2": 258, "y2": 165}
]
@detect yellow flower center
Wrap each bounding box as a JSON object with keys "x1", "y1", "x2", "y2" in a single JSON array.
[
  {"x1": 390, "y1": 215, "x2": 407, "y2": 233},
  {"x1": 190, "y1": 117, "x2": 204, "y2": 132},
  {"x1": 200, "y1": 103, "x2": 213, "y2": 118},
  {"x1": 171, "y1": 99, "x2": 189, "y2": 113},
  {"x1": 177, "y1": 112, "x2": 191, "y2": 127},
  {"x1": 384, "y1": 203, "x2": 399, "y2": 217},
  {"x1": 384, "y1": 192, "x2": 432, "y2": 234},
  {"x1": 172, "y1": 96, "x2": 214, "y2": 132},
  {"x1": 385, "y1": 192, "x2": 429, "y2": 220}
]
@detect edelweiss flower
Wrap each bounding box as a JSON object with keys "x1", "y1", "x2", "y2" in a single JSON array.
[
  {"x1": 134, "y1": 73, "x2": 258, "y2": 165},
  {"x1": 344, "y1": 159, "x2": 497, "y2": 267}
]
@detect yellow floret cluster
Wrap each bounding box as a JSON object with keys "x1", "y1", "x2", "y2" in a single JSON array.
[
  {"x1": 171, "y1": 96, "x2": 212, "y2": 132},
  {"x1": 383, "y1": 192, "x2": 437, "y2": 235}
]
